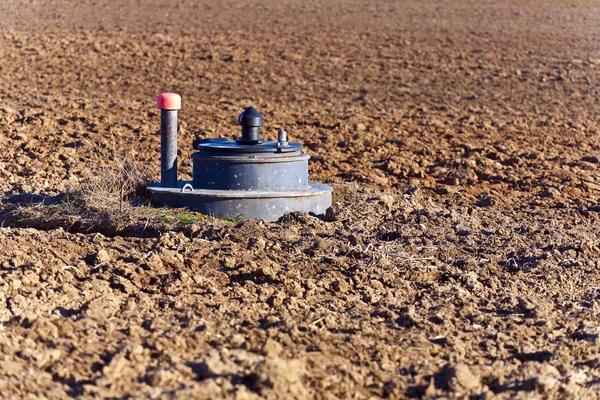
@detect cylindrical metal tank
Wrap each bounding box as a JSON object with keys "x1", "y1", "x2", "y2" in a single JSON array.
[
  {"x1": 148, "y1": 98, "x2": 332, "y2": 221},
  {"x1": 191, "y1": 142, "x2": 309, "y2": 192}
]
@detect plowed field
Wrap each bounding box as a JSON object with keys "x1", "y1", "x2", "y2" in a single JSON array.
[{"x1": 2, "y1": 0, "x2": 600, "y2": 398}]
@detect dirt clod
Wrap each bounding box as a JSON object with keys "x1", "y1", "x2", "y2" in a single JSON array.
[
  {"x1": 94, "y1": 249, "x2": 110, "y2": 265},
  {"x1": 475, "y1": 196, "x2": 495, "y2": 207},
  {"x1": 262, "y1": 339, "x2": 284, "y2": 358},
  {"x1": 437, "y1": 363, "x2": 481, "y2": 392},
  {"x1": 248, "y1": 359, "x2": 310, "y2": 399}
]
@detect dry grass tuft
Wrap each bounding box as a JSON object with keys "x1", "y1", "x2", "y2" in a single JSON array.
[
  {"x1": 1, "y1": 143, "x2": 215, "y2": 236},
  {"x1": 68, "y1": 147, "x2": 148, "y2": 217}
]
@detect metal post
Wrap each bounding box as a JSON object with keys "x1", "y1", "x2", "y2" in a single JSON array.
[{"x1": 156, "y1": 93, "x2": 181, "y2": 188}]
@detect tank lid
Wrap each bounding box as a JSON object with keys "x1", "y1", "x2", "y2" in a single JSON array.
[{"x1": 193, "y1": 138, "x2": 302, "y2": 154}]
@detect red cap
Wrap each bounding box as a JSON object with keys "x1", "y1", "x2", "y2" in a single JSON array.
[{"x1": 156, "y1": 93, "x2": 181, "y2": 110}]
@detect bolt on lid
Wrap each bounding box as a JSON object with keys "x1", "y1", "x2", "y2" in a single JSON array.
[{"x1": 156, "y1": 93, "x2": 181, "y2": 110}]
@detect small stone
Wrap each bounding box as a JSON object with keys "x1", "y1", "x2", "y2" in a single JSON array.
[
  {"x1": 517, "y1": 297, "x2": 536, "y2": 313},
  {"x1": 436, "y1": 363, "x2": 480, "y2": 391},
  {"x1": 184, "y1": 223, "x2": 202, "y2": 237},
  {"x1": 84, "y1": 296, "x2": 123, "y2": 320},
  {"x1": 31, "y1": 317, "x2": 60, "y2": 340},
  {"x1": 424, "y1": 377, "x2": 436, "y2": 396},
  {"x1": 196, "y1": 350, "x2": 228, "y2": 378},
  {"x1": 160, "y1": 233, "x2": 175, "y2": 248},
  {"x1": 267, "y1": 291, "x2": 286, "y2": 307},
  {"x1": 230, "y1": 334, "x2": 245, "y2": 347},
  {"x1": 262, "y1": 339, "x2": 284, "y2": 358},
  {"x1": 94, "y1": 249, "x2": 110, "y2": 265},
  {"x1": 355, "y1": 123, "x2": 366, "y2": 132},
  {"x1": 21, "y1": 272, "x2": 40, "y2": 286},
  {"x1": 444, "y1": 177, "x2": 460, "y2": 186},
  {"x1": 539, "y1": 364, "x2": 560, "y2": 377},
  {"x1": 534, "y1": 375, "x2": 559, "y2": 393},
  {"x1": 248, "y1": 358, "x2": 309, "y2": 399},
  {"x1": 539, "y1": 187, "x2": 560, "y2": 199},
  {"x1": 223, "y1": 257, "x2": 236, "y2": 268},
  {"x1": 248, "y1": 237, "x2": 266, "y2": 251},
  {"x1": 567, "y1": 371, "x2": 587, "y2": 385},
  {"x1": 144, "y1": 253, "x2": 163, "y2": 270},
  {"x1": 10, "y1": 279, "x2": 22, "y2": 290},
  {"x1": 127, "y1": 344, "x2": 146, "y2": 362},
  {"x1": 91, "y1": 233, "x2": 105, "y2": 243},
  {"x1": 148, "y1": 368, "x2": 179, "y2": 387},
  {"x1": 475, "y1": 196, "x2": 495, "y2": 207},
  {"x1": 255, "y1": 262, "x2": 281, "y2": 280}
]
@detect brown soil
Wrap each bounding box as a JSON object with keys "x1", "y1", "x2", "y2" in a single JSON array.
[{"x1": 2, "y1": 0, "x2": 600, "y2": 398}]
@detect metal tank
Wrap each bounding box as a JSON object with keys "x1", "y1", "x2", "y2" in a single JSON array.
[{"x1": 147, "y1": 93, "x2": 332, "y2": 221}]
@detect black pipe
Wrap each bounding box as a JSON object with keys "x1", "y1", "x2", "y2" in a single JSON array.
[{"x1": 236, "y1": 107, "x2": 263, "y2": 145}]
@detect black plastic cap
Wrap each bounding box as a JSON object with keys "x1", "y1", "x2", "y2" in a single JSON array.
[{"x1": 238, "y1": 107, "x2": 263, "y2": 127}]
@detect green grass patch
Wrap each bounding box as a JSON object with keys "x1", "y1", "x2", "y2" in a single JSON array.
[{"x1": 158, "y1": 209, "x2": 207, "y2": 225}]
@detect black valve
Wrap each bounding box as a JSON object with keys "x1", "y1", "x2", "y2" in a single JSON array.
[{"x1": 236, "y1": 107, "x2": 263, "y2": 145}]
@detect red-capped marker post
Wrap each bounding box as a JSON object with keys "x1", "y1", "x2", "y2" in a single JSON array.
[{"x1": 156, "y1": 93, "x2": 181, "y2": 188}]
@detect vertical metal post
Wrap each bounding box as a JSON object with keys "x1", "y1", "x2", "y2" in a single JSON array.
[
  {"x1": 160, "y1": 109, "x2": 178, "y2": 188},
  {"x1": 156, "y1": 93, "x2": 181, "y2": 188}
]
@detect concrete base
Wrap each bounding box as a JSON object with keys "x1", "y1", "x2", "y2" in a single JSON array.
[{"x1": 147, "y1": 181, "x2": 332, "y2": 222}]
